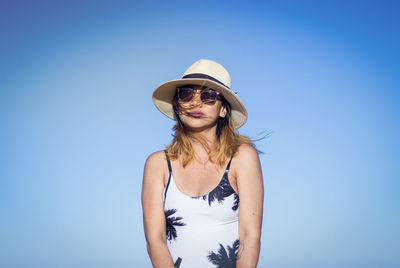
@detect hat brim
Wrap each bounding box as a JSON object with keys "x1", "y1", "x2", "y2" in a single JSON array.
[{"x1": 152, "y1": 78, "x2": 247, "y2": 129}]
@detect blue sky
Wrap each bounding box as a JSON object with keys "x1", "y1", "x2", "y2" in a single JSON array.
[{"x1": 1, "y1": 1, "x2": 399, "y2": 267}]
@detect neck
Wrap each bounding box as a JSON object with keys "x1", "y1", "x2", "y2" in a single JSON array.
[
  {"x1": 189, "y1": 125, "x2": 217, "y2": 146},
  {"x1": 187, "y1": 125, "x2": 218, "y2": 163}
]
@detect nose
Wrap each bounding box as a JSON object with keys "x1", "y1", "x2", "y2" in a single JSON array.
[{"x1": 189, "y1": 89, "x2": 203, "y2": 106}]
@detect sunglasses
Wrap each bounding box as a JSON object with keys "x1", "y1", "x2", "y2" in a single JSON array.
[{"x1": 177, "y1": 85, "x2": 222, "y2": 105}]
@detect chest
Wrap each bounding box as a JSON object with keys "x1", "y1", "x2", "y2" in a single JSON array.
[{"x1": 169, "y1": 161, "x2": 236, "y2": 198}]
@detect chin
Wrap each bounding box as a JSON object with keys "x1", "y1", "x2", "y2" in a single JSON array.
[{"x1": 182, "y1": 121, "x2": 218, "y2": 132}]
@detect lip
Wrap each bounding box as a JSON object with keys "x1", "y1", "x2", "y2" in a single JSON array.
[{"x1": 187, "y1": 111, "x2": 204, "y2": 118}]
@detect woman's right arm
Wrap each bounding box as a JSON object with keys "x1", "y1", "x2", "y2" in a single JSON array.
[{"x1": 142, "y1": 151, "x2": 175, "y2": 268}]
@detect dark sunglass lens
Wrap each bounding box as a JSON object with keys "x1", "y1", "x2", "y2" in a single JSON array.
[
  {"x1": 178, "y1": 87, "x2": 194, "y2": 101},
  {"x1": 201, "y1": 90, "x2": 218, "y2": 104}
]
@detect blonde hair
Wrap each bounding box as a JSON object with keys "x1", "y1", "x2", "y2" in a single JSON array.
[{"x1": 166, "y1": 93, "x2": 254, "y2": 167}]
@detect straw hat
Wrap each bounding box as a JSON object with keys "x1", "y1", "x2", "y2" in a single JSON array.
[{"x1": 152, "y1": 59, "x2": 247, "y2": 129}]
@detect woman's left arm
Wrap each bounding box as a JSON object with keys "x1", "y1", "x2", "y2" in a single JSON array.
[{"x1": 235, "y1": 144, "x2": 264, "y2": 268}]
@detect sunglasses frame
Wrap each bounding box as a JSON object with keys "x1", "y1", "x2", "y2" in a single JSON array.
[{"x1": 176, "y1": 85, "x2": 222, "y2": 105}]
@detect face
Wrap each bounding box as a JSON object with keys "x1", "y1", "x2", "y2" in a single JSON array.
[{"x1": 176, "y1": 85, "x2": 227, "y2": 131}]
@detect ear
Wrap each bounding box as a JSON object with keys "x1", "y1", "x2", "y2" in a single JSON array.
[{"x1": 219, "y1": 104, "x2": 227, "y2": 118}]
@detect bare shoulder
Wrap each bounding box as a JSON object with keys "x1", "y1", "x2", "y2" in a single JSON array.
[
  {"x1": 230, "y1": 144, "x2": 261, "y2": 185},
  {"x1": 234, "y1": 144, "x2": 260, "y2": 164},
  {"x1": 143, "y1": 150, "x2": 168, "y2": 185},
  {"x1": 233, "y1": 144, "x2": 263, "y2": 197},
  {"x1": 145, "y1": 150, "x2": 167, "y2": 167}
]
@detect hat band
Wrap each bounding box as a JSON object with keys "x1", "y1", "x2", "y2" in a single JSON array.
[{"x1": 182, "y1": 73, "x2": 230, "y2": 89}]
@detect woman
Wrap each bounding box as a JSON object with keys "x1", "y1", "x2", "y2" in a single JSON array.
[{"x1": 142, "y1": 59, "x2": 264, "y2": 268}]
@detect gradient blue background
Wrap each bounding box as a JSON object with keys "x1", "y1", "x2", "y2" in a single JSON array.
[{"x1": 1, "y1": 1, "x2": 399, "y2": 267}]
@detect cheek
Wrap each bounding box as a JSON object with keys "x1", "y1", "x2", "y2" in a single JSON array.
[{"x1": 210, "y1": 106, "x2": 222, "y2": 117}]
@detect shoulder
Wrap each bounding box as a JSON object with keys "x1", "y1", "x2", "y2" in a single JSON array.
[
  {"x1": 231, "y1": 144, "x2": 262, "y2": 182},
  {"x1": 232, "y1": 145, "x2": 263, "y2": 196},
  {"x1": 143, "y1": 150, "x2": 169, "y2": 184},
  {"x1": 234, "y1": 144, "x2": 259, "y2": 164},
  {"x1": 145, "y1": 150, "x2": 167, "y2": 167}
]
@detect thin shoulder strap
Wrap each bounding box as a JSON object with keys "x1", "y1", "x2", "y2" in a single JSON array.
[
  {"x1": 164, "y1": 150, "x2": 172, "y2": 175},
  {"x1": 163, "y1": 150, "x2": 172, "y2": 204},
  {"x1": 225, "y1": 155, "x2": 234, "y2": 172}
]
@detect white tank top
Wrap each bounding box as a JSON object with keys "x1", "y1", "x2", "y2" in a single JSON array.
[{"x1": 163, "y1": 151, "x2": 239, "y2": 268}]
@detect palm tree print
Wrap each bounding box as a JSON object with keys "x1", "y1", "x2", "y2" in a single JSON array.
[
  {"x1": 165, "y1": 209, "x2": 186, "y2": 242},
  {"x1": 207, "y1": 173, "x2": 237, "y2": 209},
  {"x1": 174, "y1": 257, "x2": 182, "y2": 268},
  {"x1": 232, "y1": 194, "x2": 239, "y2": 211},
  {"x1": 207, "y1": 239, "x2": 240, "y2": 268}
]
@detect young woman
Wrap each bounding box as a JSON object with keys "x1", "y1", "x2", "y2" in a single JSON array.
[{"x1": 142, "y1": 59, "x2": 264, "y2": 268}]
